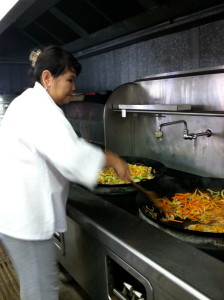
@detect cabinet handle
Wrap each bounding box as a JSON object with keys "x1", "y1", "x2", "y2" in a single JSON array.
[{"x1": 54, "y1": 232, "x2": 65, "y2": 255}]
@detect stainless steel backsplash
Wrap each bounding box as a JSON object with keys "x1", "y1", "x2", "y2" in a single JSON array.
[{"x1": 104, "y1": 66, "x2": 224, "y2": 178}]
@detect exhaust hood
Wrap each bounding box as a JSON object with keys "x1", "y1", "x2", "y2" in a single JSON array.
[{"x1": 0, "y1": 0, "x2": 224, "y2": 58}]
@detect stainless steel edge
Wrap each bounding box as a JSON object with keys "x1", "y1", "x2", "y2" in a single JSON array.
[{"x1": 61, "y1": 184, "x2": 224, "y2": 300}]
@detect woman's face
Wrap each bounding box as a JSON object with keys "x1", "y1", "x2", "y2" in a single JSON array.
[{"x1": 49, "y1": 70, "x2": 76, "y2": 105}]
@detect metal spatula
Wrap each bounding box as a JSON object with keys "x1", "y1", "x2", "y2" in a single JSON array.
[{"x1": 131, "y1": 181, "x2": 163, "y2": 212}]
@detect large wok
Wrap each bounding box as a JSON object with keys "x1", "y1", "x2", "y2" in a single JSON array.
[
  {"x1": 94, "y1": 156, "x2": 166, "y2": 195},
  {"x1": 136, "y1": 176, "x2": 224, "y2": 237},
  {"x1": 93, "y1": 156, "x2": 166, "y2": 215},
  {"x1": 97, "y1": 156, "x2": 166, "y2": 187}
]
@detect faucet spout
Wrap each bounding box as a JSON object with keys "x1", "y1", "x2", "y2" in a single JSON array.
[
  {"x1": 155, "y1": 120, "x2": 187, "y2": 138},
  {"x1": 159, "y1": 120, "x2": 187, "y2": 131},
  {"x1": 155, "y1": 120, "x2": 212, "y2": 141}
]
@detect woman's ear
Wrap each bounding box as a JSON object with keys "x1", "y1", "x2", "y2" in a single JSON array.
[{"x1": 41, "y1": 70, "x2": 52, "y2": 90}]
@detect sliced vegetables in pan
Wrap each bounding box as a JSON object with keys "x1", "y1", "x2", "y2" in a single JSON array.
[
  {"x1": 98, "y1": 163, "x2": 155, "y2": 185},
  {"x1": 143, "y1": 188, "x2": 224, "y2": 233}
]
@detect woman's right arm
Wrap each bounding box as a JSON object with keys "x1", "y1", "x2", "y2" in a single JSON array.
[{"x1": 104, "y1": 150, "x2": 131, "y2": 183}]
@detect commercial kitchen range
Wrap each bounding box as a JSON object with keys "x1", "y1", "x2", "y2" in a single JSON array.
[{"x1": 55, "y1": 66, "x2": 224, "y2": 300}]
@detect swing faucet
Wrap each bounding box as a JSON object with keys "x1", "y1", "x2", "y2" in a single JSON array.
[{"x1": 155, "y1": 120, "x2": 212, "y2": 140}]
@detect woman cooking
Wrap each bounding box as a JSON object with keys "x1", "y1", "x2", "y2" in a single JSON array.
[{"x1": 0, "y1": 45, "x2": 130, "y2": 299}]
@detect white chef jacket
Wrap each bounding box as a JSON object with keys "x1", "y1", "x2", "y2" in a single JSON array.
[{"x1": 0, "y1": 82, "x2": 105, "y2": 240}]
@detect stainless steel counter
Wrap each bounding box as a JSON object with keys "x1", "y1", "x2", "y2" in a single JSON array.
[{"x1": 56, "y1": 183, "x2": 224, "y2": 300}]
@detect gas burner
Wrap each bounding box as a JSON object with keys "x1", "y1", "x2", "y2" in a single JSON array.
[{"x1": 139, "y1": 209, "x2": 224, "y2": 261}]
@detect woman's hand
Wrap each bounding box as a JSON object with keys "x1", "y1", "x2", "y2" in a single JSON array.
[{"x1": 104, "y1": 150, "x2": 131, "y2": 182}]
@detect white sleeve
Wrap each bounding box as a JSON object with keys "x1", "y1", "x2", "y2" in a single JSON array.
[{"x1": 30, "y1": 110, "x2": 105, "y2": 189}]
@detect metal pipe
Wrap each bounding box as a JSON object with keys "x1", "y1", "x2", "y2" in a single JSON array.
[
  {"x1": 159, "y1": 120, "x2": 187, "y2": 131},
  {"x1": 183, "y1": 129, "x2": 212, "y2": 140},
  {"x1": 155, "y1": 120, "x2": 187, "y2": 138}
]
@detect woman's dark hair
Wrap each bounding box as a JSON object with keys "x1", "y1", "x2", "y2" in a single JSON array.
[{"x1": 29, "y1": 45, "x2": 81, "y2": 83}]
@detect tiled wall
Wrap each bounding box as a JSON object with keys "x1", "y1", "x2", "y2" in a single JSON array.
[
  {"x1": 1, "y1": 19, "x2": 224, "y2": 94},
  {"x1": 76, "y1": 20, "x2": 224, "y2": 92},
  {"x1": 0, "y1": 27, "x2": 35, "y2": 94}
]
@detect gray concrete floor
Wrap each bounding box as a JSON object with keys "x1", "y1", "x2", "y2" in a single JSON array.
[
  {"x1": 59, "y1": 269, "x2": 89, "y2": 300},
  {"x1": 59, "y1": 280, "x2": 86, "y2": 300}
]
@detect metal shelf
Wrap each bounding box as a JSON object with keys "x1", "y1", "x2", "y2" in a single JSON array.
[{"x1": 112, "y1": 105, "x2": 224, "y2": 117}]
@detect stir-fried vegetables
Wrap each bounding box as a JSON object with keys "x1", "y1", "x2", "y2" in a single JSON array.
[
  {"x1": 143, "y1": 188, "x2": 224, "y2": 233},
  {"x1": 98, "y1": 163, "x2": 155, "y2": 184}
]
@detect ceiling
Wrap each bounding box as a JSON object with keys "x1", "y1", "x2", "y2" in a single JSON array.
[{"x1": 1, "y1": 0, "x2": 224, "y2": 58}]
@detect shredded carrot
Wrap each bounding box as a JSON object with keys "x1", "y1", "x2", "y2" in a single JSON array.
[{"x1": 144, "y1": 188, "x2": 224, "y2": 233}]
